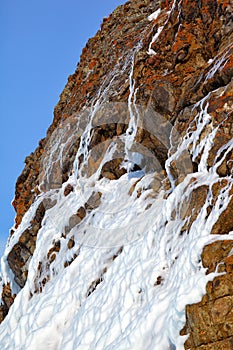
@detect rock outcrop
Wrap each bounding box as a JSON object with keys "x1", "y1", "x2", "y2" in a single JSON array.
[{"x1": 0, "y1": 0, "x2": 232, "y2": 349}]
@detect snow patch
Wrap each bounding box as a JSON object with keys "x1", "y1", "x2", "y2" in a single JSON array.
[{"x1": 148, "y1": 8, "x2": 161, "y2": 21}]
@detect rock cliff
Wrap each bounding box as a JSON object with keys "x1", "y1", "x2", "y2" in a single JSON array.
[{"x1": 0, "y1": 0, "x2": 232, "y2": 349}]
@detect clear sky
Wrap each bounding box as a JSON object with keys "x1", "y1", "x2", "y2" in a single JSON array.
[{"x1": 0, "y1": 0, "x2": 126, "y2": 257}]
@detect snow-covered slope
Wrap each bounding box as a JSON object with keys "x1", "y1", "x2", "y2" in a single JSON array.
[{"x1": 0, "y1": 1, "x2": 232, "y2": 349}]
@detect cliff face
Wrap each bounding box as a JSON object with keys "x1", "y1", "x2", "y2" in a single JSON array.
[{"x1": 0, "y1": 0, "x2": 233, "y2": 349}]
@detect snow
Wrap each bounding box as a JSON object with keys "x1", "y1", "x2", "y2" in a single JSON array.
[
  {"x1": 148, "y1": 9, "x2": 161, "y2": 22},
  {"x1": 0, "y1": 26, "x2": 233, "y2": 350},
  {"x1": 147, "y1": 26, "x2": 164, "y2": 56},
  {"x1": 1, "y1": 169, "x2": 231, "y2": 349}
]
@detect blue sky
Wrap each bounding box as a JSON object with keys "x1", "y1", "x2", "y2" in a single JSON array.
[{"x1": 0, "y1": 0, "x2": 126, "y2": 257}]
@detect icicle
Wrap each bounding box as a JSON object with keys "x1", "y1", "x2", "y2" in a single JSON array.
[
  {"x1": 165, "y1": 98, "x2": 215, "y2": 188},
  {"x1": 124, "y1": 43, "x2": 143, "y2": 172},
  {"x1": 147, "y1": 26, "x2": 164, "y2": 56},
  {"x1": 212, "y1": 138, "x2": 233, "y2": 174},
  {"x1": 205, "y1": 50, "x2": 229, "y2": 81},
  {"x1": 73, "y1": 73, "x2": 117, "y2": 180}
]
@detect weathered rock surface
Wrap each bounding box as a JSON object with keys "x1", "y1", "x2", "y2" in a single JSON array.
[
  {"x1": 1, "y1": 0, "x2": 233, "y2": 348},
  {"x1": 180, "y1": 240, "x2": 233, "y2": 349}
]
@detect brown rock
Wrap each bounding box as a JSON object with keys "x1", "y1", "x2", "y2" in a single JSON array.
[
  {"x1": 77, "y1": 206, "x2": 86, "y2": 220},
  {"x1": 85, "y1": 192, "x2": 102, "y2": 210},
  {"x1": 100, "y1": 158, "x2": 126, "y2": 180},
  {"x1": 202, "y1": 240, "x2": 233, "y2": 274},
  {"x1": 181, "y1": 241, "x2": 233, "y2": 348},
  {"x1": 64, "y1": 184, "x2": 74, "y2": 196},
  {"x1": 67, "y1": 236, "x2": 75, "y2": 250},
  {"x1": 211, "y1": 182, "x2": 233, "y2": 235},
  {"x1": 0, "y1": 283, "x2": 16, "y2": 324}
]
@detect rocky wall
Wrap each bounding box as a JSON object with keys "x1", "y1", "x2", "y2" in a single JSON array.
[{"x1": 1, "y1": 1, "x2": 233, "y2": 348}]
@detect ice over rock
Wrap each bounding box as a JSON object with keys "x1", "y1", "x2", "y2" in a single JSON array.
[{"x1": 0, "y1": 0, "x2": 233, "y2": 349}]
